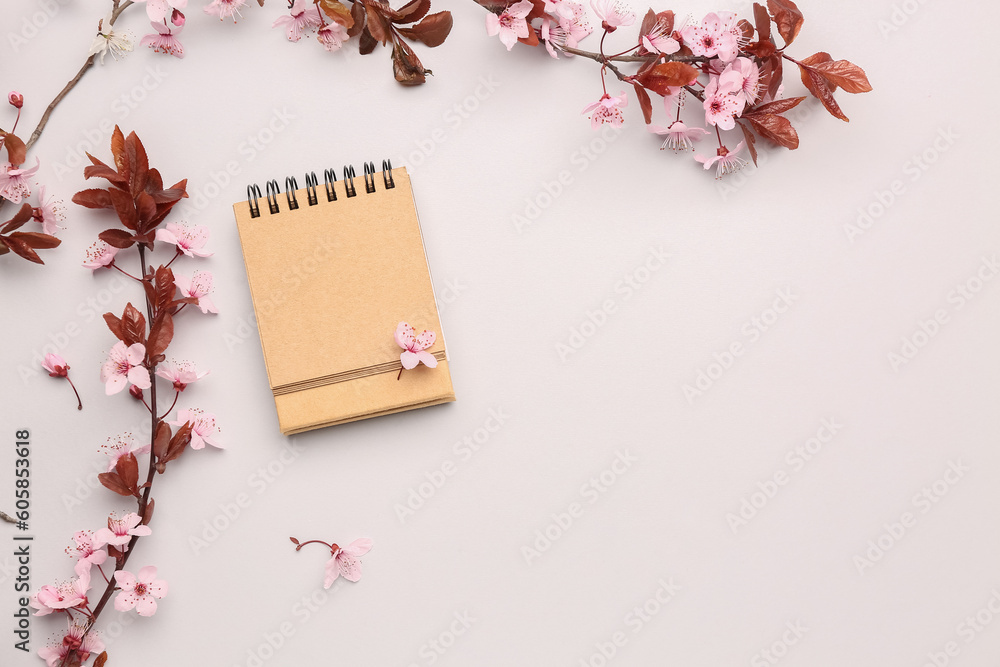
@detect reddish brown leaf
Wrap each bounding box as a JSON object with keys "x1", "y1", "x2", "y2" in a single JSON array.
[
  {"x1": 147, "y1": 312, "x2": 173, "y2": 357},
  {"x1": 84, "y1": 153, "x2": 129, "y2": 189},
  {"x1": 365, "y1": 1, "x2": 392, "y2": 43},
  {"x1": 72, "y1": 188, "x2": 114, "y2": 210},
  {"x1": 104, "y1": 313, "x2": 125, "y2": 341},
  {"x1": 98, "y1": 472, "x2": 134, "y2": 497},
  {"x1": 737, "y1": 121, "x2": 759, "y2": 166},
  {"x1": 111, "y1": 126, "x2": 127, "y2": 174},
  {"x1": 154, "y1": 266, "x2": 176, "y2": 312},
  {"x1": 9, "y1": 232, "x2": 61, "y2": 250},
  {"x1": 3, "y1": 236, "x2": 42, "y2": 263},
  {"x1": 747, "y1": 96, "x2": 806, "y2": 116},
  {"x1": 637, "y1": 62, "x2": 699, "y2": 95},
  {"x1": 799, "y1": 52, "x2": 835, "y2": 92},
  {"x1": 767, "y1": 0, "x2": 804, "y2": 46},
  {"x1": 1, "y1": 131, "x2": 27, "y2": 167},
  {"x1": 639, "y1": 8, "x2": 656, "y2": 36},
  {"x1": 136, "y1": 192, "x2": 157, "y2": 228},
  {"x1": 753, "y1": 2, "x2": 771, "y2": 40},
  {"x1": 108, "y1": 188, "x2": 138, "y2": 230},
  {"x1": 392, "y1": 40, "x2": 429, "y2": 85},
  {"x1": 633, "y1": 83, "x2": 653, "y2": 124},
  {"x1": 517, "y1": 24, "x2": 539, "y2": 47},
  {"x1": 125, "y1": 131, "x2": 149, "y2": 197},
  {"x1": 1, "y1": 203, "x2": 34, "y2": 233},
  {"x1": 397, "y1": 11, "x2": 452, "y2": 47},
  {"x1": 153, "y1": 421, "x2": 172, "y2": 460},
  {"x1": 121, "y1": 302, "x2": 147, "y2": 347},
  {"x1": 163, "y1": 421, "x2": 192, "y2": 463},
  {"x1": 116, "y1": 452, "x2": 140, "y2": 493},
  {"x1": 348, "y1": 0, "x2": 367, "y2": 36},
  {"x1": 764, "y1": 55, "x2": 783, "y2": 101},
  {"x1": 93, "y1": 651, "x2": 108, "y2": 667},
  {"x1": 394, "y1": 0, "x2": 430, "y2": 23},
  {"x1": 142, "y1": 498, "x2": 155, "y2": 525},
  {"x1": 809, "y1": 59, "x2": 872, "y2": 94},
  {"x1": 359, "y1": 26, "x2": 378, "y2": 54},
  {"x1": 745, "y1": 113, "x2": 800, "y2": 149},
  {"x1": 99, "y1": 228, "x2": 136, "y2": 249},
  {"x1": 319, "y1": 0, "x2": 354, "y2": 26},
  {"x1": 801, "y1": 66, "x2": 848, "y2": 121},
  {"x1": 744, "y1": 39, "x2": 776, "y2": 59}
]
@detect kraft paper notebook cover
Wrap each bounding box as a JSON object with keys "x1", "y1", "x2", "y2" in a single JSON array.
[{"x1": 232, "y1": 162, "x2": 455, "y2": 435}]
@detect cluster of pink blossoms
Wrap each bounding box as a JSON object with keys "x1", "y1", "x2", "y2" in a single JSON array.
[
  {"x1": 31, "y1": 516, "x2": 167, "y2": 665},
  {"x1": 0, "y1": 93, "x2": 66, "y2": 231}
]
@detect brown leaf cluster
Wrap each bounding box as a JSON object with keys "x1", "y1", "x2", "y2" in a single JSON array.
[{"x1": 0, "y1": 202, "x2": 60, "y2": 264}]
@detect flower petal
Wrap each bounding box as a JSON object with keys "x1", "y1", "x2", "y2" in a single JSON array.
[
  {"x1": 400, "y1": 350, "x2": 420, "y2": 370},
  {"x1": 341, "y1": 537, "x2": 373, "y2": 557}
]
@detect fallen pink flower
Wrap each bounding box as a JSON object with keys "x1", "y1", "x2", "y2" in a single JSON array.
[{"x1": 395, "y1": 322, "x2": 438, "y2": 378}]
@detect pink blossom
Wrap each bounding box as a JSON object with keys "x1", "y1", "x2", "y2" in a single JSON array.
[
  {"x1": 100, "y1": 341, "x2": 150, "y2": 395},
  {"x1": 318, "y1": 21, "x2": 349, "y2": 51},
  {"x1": 696, "y1": 141, "x2": 748, "y2": 179},
  {"x1": 719, "y1": 57, "x2": 760, "y2": 110},
  {"x1": 273, "y1": 0, "x2": 323, "y2": 42},
  {"x1": 65, "y1": 531, "x2": 108, "y2": 571},
  {"x1": 544, "y1": 0, "x2": 576, "y2": 19},
  {"x1": 83, "y1": 240, "x2": 119, "y2": 271},
  {"x1": 395, "y1": 322, "x2": 438, "y2": 371},
  {"x1": 42, "y1": 353, "x2": 69, "y2": 378},
  {"x1": 641, "y1": 17, "x2": 679, "y2": 54},
  {"x1": 485, "y1": 0, "x2": 533, "y2": 51},
  {"x1": 95, "y1": 512, "x2": 151, "y2": 550},
  {"x1": 582, "y1": 91, "x2": 628, "y2": 130},
  {"x1": 172, "y1": 8, "x2": 186, "y2": 25},
  {"x1": 324, "y1": 538, "x2": 373, "y2": 588},
  {"x1": 155, "y1": 221, "x2": 212, "y2": 257},
  {"x1": 540, "y1": 4, "x2": 592, "y2": 58},
  {"x1": 135, "y1": 0, "x2": 188, "y2": 22},
  {"x1": 37, "y1": 620, "x2": 105, "y2": 667},
  {"x1": 591, "y1": 0, "x2": 635, "y2": 31},
  {"x1": 680, "y1": 12, "x2": 740, "y2": 62},
  {"x1": 702, "y1": 77, "x2": 740, "y2": 130},
  {"x1": 649, "y1": 121, "x2": 710, "y2": 152},
  {"x1": 174, "y1": 270, "x2": 218, "y2": 314},
  {"x1": 8, "y1": 91, "x2": 23, "y2": 109},
  {"x1": 0, "y1": 158, "x2": 39, "y2": 204},
  {"x1": 31, "y1": 186, "x2": 66, "y2": 235},
  {"x1": 156, "y1": 360, "x2": 208, "y2": 391},
  {"x1": 100, "y1": 433, "x2": 151, "y2": 472},
  {"x1": 140, "y1": 20, "x2": 185, "y2": 58},
  {"x1": 169, "y1": 408, "x2": 222, "y2": 449},
  {"x1": 30, "y1": 562, "x2": 91, "y2": 616},
  {"x1": 114, "y1": 566, "x2": 168, "y2": 616},
  {"x1": 204, "y1": 0, "x2": 246, "y2": 23}
]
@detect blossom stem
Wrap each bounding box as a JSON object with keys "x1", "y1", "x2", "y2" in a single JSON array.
[
  {"x1": 561, "y1": 45, "x2": 706, "y2": 64},
  {"x1": 158, "y1": 391, "x2": 179, "y2": 421},
  {"x1": 598, "y1": 31, "x2": 609, "y2": 94},
  {"x1": 716, "y1": 125, "x2": 723, "y2": 148},
  {"x1": 164, "y1": 249, "x2": 181, "y2": 268},
  {"x1": 97, "y1": 565, "x2": 110, "y2": 585},
  {"x1": 11, "y1": 109, "x2": 21, "y2": 135},
  {"x1": 295, "y1": 539, "x2": 334, "y2": 552},
  {"x1": 397, "y1": 367, "x2": 403, "y2": 381},
  {"x1": 110, "y1": 262, "x2": 141, "y2": 281},
  {"x1": 65, "y1": 376, "x2": 83, "y2": 410}
]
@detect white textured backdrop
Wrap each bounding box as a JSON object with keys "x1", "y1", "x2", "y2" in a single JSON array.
[{"x1": 2, "y1": 0, "x2": 999, "y2": 666}]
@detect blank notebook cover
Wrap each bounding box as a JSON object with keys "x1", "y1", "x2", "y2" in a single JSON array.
[{"x1": 232, "y1": 163, "x2": 455, "y2": 435}]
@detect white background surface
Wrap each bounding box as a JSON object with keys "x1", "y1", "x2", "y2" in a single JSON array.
[{"x1": 2, "y1": 0, "x2": 999, "y2": 665}]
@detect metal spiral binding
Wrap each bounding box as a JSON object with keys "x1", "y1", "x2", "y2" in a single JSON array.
[
  {"x1": 363, "y1": 162, "x2": 377, "y2": 194},
  {"x1": 246, "y1": 160, "x2": 396, "y2": 216},
  {"x1": 382, "y1": 160, "x2": 395, "y2": 189},
  {"x1": 247, "y1": 184, "x2": 262, "y2": 218},
  {"x1": 265, "y1": 180, "x2": 280, "y2": 214},
  {"x1": 285, "y1": 176, "x2": 299, "y2": 210},
  {"x1": 343, "y1": 165, "x2": 357, "y2": 198},
  {"x1": 305, "y1": 172, "x2": 318, "y2": 206},
  {"x1": 323, "y1": 168, "x2": 338, "y2": 202}
]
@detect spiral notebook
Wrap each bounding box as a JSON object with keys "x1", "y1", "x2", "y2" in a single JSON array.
[{"x1": 232, "y1": 161, "x2": 455, "y2": 435}]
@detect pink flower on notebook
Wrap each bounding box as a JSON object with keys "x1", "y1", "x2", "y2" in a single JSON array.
[{"x1": 395, "y1": 322, "x2": 438, "y2": 379}]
